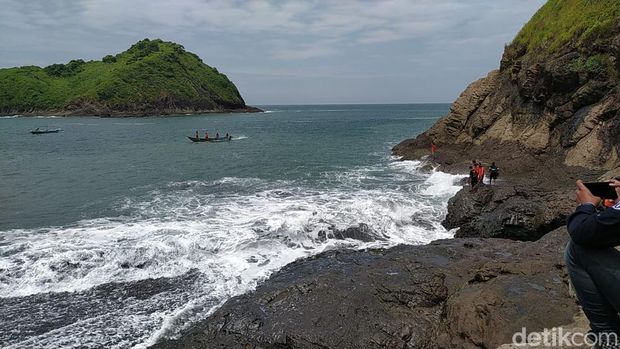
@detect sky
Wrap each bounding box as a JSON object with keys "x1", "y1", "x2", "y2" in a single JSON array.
[{"x1": 0, "y1": 0, "x2": 546, "y2": 105}]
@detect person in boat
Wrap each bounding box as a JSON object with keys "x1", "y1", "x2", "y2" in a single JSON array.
[
  {"x1": 225, "y1": 133, "x2": 230, "y2": 140},
  {"x1": 216, "y1": 132, "x2": 220, "y2": 139},
  {"x1": 205, "y1": 131, "x2": 209, "y2": 140},
  {"x1": 195, "y1": 131, "x2": 199, "y2": 139}
]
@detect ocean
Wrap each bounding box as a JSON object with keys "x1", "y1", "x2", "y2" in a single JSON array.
[{"x1": 0, "y1": 104, "x2": 462, "y2": 348}]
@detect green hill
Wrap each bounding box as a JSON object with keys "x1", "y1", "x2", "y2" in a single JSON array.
[
  {"x1": 511, "y1": 0, "x2": 620, "y2": 55},
  {"x1": 502, "y1": 0, "x2": 620, "y2": 86},
  {"x1": 0, "y1": 39, "x2": 258, "y2": 116}
]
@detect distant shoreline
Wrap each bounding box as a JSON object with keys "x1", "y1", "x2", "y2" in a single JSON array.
[{"x1": 0, "y1": 106, "x2": 263, "y2": 118}]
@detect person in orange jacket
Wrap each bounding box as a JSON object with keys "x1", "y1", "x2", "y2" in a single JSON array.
[{"x1": 475, "y1": 162, "x2": 485, "y2": 185}]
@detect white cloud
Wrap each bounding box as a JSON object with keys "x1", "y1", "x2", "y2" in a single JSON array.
[
  {"x1": 272, "y1": 45, "x2": 338, "y2": 60},
  {"x1": 0, "y1": 0, "x2": 547, "y2": 103},
  {"x1": 2, "y1": 0, "x2": 545, "y2": 60}
]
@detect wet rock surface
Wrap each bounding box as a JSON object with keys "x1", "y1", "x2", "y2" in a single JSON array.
[
  {"x1": 444, "y1": 184, "x2": 574, "y2": 241},
  {"x1": 331, "y1": 223, "x2": 386, "y2": 242},
  {"x1": 152, "y1": 228, "x2": 576, "y2": 349},
  {"x1": 317, "y1": 223, "x2": 387, "y2": 243},
  {"x1": 0, "y1": 270, "x2": 207, "y2": 348}
]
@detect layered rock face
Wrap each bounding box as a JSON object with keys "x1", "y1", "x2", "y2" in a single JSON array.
[
  {"x1": 394, "y1": 27, "x2": 620, "y2": 171},
  {"x1": 152, "y1": 229, "x2": 576, "y2": 349}
]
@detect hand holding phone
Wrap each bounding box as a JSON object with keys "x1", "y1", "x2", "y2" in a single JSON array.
[
  {"x1": 610, "y1": 178, "x2": 620, "y2": 202},
  {"x1": 576, "y1": 180, "x2": 603, "y2": 205},
  {"x1": 583, "y1": 181, "x2": 619, "y2": 200}
]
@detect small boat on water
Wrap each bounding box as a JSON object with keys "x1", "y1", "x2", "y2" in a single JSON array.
[
  {"x1": 30, "y1": 128, "x2": 61, "y2": 134},
  {"x1": 188, "y1": 135, "x2": 233, "y2": 143}
]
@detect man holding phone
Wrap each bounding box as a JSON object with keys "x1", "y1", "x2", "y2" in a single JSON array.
[{"x1": 566, "y1": 178, "x2": 620, "y2": 348}]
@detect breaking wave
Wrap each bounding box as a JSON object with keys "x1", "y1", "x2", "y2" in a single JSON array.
[{"x1": 0, "y1": 160, "x2": 462, "y2": 348}]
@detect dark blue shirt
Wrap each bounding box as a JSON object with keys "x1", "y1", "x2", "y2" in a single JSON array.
[{"x1": 567, "y1": 203, "x2": 620, "y2": 248}]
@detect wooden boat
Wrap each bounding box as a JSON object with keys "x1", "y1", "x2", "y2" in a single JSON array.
[
  {"x1": 188, "y1": 136, "x2": 233, "y2": 143},
  {"x1": 31, "y1": 128, "x2": 61, "y2": 134}
]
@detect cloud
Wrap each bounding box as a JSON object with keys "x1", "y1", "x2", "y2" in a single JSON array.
[
  {"x1": 0, "y1": 0, "x2": 546, "y2": 103},
  {"x1": 272, "y1": 45, "x2": 339, "y2": 60},
  {"x1": 1, "y1": 0, "x2": 545, "y2": 60}
]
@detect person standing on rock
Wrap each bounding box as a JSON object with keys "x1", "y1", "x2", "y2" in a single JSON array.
[
  {"x1": 566, "y1": 179, "x2": 620, "y2": 348},
  {"x1": 489, "y1": 162, "x2": 499, "y2": 185},
  {"x1": 469, "y1": 166, "x2": 478, "y2": 192},
  {"x1": 476, "y1": 162, "x2": 485, "y2": 185}
]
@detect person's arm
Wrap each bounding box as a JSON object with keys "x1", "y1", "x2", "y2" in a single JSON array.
[
  {"x1": 567, "y1": 204, "x2": 620, "y2": 247},
  {"x1": 567, "y1": 180, "x2": 620, "y2": 248}
]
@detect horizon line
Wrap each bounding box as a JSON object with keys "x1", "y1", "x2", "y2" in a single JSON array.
[{"x1": 251, "y1": 102, "x2": 452, "y2": 106}]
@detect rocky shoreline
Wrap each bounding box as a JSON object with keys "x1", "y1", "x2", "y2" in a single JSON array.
[
  {"x1": 147, "y1": 149, "x2": 594, "y2": 348},
  {"x1": 152, "y1": 2, "x2": 620, "y2": 346},
  {"x1": 151, "y1": 225, "x2": 579, "y2": 349}
]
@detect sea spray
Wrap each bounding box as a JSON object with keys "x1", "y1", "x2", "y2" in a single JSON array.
[
  {"x1": 0, "y1": 161, "x2": 462, "y2": 348},
  {"x1": 0, "y1": 104, "x2": 456, "y2": 348}
]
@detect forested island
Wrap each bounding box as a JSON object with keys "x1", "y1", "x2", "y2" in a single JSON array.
[{"x1": 0, "y1": 39, "x2": 260, "y2": 116}]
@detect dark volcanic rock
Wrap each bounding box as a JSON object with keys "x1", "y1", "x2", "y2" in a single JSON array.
[
  {"x1": 444, "y1": 184, "x2": 574, "y2": 241},
  {"x1": 151, "y1": 228, "x2": 577, "y2": 349},
  {"x1": 332, "y1": 223, "x2": 386, "y2": 242}
]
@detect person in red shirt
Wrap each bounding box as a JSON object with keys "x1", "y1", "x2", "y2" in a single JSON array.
[
  {"x1": 477, "y1": 163, "x2": 485, "y2": 184},
  {"x1": 205, "y1": 131, "x2": 209, "y2": 140}
]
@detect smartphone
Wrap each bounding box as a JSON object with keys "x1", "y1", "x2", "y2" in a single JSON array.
[{"x1": 584, "y1": 182, "x2": 618, "y2": 200}]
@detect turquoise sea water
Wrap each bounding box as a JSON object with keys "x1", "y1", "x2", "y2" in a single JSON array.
[{"x1": 0, "y1": 104, "x2": 462, "y2": 348}]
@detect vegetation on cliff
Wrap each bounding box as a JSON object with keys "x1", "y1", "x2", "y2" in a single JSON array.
[
  {"x1": 512, "y1": 0, "x2": 620, "y2": 54},
  {"x1": 0, "y1": 39, "x2": 248, "y2": 115},
  {"x1": 505, "y1": 0, "x2": 620, "y2": 85}
]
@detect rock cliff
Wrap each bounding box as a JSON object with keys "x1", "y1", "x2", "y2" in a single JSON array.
[{"x1": 394, "y1": 0, "x2": 620, "y2": 173}]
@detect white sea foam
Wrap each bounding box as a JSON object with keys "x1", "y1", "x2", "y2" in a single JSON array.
[
  {"x1": 112, "y1": 122, "x2": 154, "y2": 126},
  {"x1": 0, "y1": 160, "x2": 463, "y2": 348},
  {"x1": 422, "y1": 171, "x2": 465, "y2": 196}
]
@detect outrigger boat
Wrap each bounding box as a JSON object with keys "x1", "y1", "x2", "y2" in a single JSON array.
[
  {"x1": 30, "y1": 128, "x2": 61, "y2": 134},
  {"x1": 188, "y1": 135, "x2": 233, "y2": 143}
]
